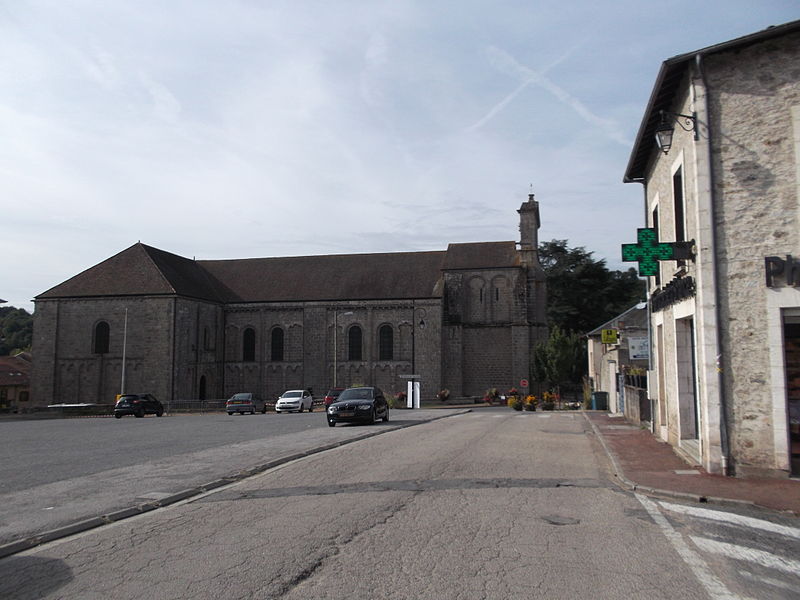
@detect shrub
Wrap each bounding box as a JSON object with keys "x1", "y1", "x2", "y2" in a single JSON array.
[{"x1": 390, "y1": 391, "x2": 407, "y2": 409}]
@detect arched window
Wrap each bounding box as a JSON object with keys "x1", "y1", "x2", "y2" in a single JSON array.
[
  {"x1": 348, "y1": 325, "x2": 362, "y2": 361},
  {"x1": 93, "y1": 321, "x2": 110, "y2": 354},
  {"x1": 271, "y1": 327, "x2": 284, "y2": 362},
  {"x1": 242, "y1": 328, "x2": 256, "y2": 362},
  {"x1": 378, "y1": 325, "x2": 393, "y2": 360}
]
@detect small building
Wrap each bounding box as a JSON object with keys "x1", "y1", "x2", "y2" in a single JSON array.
[
  {"x1": 623, "y1": 20, "x2": 800, "y2": 477},
  {"x1": 32, "y1": 196, "x2": 547, "y2": 408},
  {"x1": 586, "y1": 304, "x2": 649, "y2": 420},
  {"x1": 0, "y1": 352, "x2": 31, "y2": 412}
]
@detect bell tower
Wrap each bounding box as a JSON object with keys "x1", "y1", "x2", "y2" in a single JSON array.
[{"x1": 518, "y1": 192, "x2": 540, "y2": 266}]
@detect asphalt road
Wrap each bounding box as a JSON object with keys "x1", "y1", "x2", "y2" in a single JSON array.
[
  {"x1": 0, "y1": 408, "x2": 457, "y2": 547},
  {"x1": 2, "y1": 411, "x2": 798, "y2": 599}
]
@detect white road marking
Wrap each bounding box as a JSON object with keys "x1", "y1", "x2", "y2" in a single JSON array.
[
  {"x1": 636, "y1": 493, "x2": 741, "y2": 600},
  {"x1": 739, "y1": 569, "x2": 799, "y2": 593},
  {"x1": 659, "y1": 500, "x2": 800, "y2": 541},
  {"x1": 690, "y1": 536, "x2": 800, "y2": 576}
]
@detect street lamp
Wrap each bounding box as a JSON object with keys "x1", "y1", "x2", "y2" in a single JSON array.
[
  {"x1": 655, "y1": 109, "x2": 698, "y2": 154},
  {"x1": 333, "y1": 310, "x2": 353, "y2": 388},
  {"x1": 409, "y1": 307, "x2": 426, "y2": 408}
]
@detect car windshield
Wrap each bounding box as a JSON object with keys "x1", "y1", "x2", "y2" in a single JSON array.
[
  {"x1": 338, "y1": 388, "x2": 373, "y2": 401},
  {"x1": 282, "y1": 391, "x2": 302, "y2": 398}
]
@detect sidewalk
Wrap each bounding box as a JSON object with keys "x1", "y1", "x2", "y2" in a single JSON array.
[{"x1": 585, "y1": 411, "x2": 800, "y2": 515}]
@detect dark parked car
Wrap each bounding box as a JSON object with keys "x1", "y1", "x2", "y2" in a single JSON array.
[
  {"x1": 323, "y1": 388, "x2": 345, "y2": 408},
  {"x1": 326, "y1": 386, "x2": 389, "y2": 427},
  {"x1": 226, "y1": 392, "x2": 260, "y2": 415},
  {"x1": 114, "y1": 393, "x2": 164, "y2": 418}
]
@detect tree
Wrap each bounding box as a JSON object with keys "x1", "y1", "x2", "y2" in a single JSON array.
[
  {"x1": 0, "y1": 306, "x2": 33, "y2": 355},
  {"x1": 532, "y1": 325, "x2": 585, "y2": 388},
  {"x1": 538, "y1": 240, "x2": 644, "y2": 335}
]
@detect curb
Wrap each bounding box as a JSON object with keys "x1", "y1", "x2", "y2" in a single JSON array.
[
  {"x1": 582, "y1": 412, "x2": 758, "y2": 511},
  {"x1": 0, "y1": 409, "x2": 470, "y2": 560}
]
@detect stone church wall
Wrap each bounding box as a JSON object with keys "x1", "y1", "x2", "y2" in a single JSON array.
[{"x1": 33, "y1": 296, "x2": 176, "y2": 405}]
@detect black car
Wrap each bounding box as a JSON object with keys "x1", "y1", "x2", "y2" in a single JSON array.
[
  {"x1": 326, "y1": 386, "x2": 389, "y2": 427},
  {"x1": 114, "y1": 393, "x2": 164, "y2": 418}
]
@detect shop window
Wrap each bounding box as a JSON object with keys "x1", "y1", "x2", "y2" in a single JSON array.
[{"x1": 651, "y1": 206, "x2": 661, "y2": 286}]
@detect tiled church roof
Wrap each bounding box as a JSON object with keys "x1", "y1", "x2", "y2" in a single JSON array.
[
  {"x1": 37, "y1": 244, "x2": 227, "y2": 302},
  {"x1": 37, "y1": 240, "x2": 522, "y2": 304}
]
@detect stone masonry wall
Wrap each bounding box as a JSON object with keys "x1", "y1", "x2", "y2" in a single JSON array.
[
  {"x1": 708, "y1": 32, "x2": 800, "y2": 474},
  {"x1": 33, "y1": 296, "x2": 176, "y2": 405}
]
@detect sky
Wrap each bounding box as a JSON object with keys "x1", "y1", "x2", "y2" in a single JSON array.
[{"x1": 2, "y1": 1, "x2": 799, "y2": 312}]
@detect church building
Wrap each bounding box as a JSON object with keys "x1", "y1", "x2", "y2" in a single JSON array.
[{"x1": 31, "y1": 195, "x2": 546, "y2": 406}]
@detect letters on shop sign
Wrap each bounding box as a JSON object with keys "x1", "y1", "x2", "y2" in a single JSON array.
[{"x1": 765, "y1": 255, "x2": 800, "y2": 288}]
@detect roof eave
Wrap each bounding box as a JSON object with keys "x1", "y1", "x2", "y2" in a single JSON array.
[{"x1": 623, "y1": 20, "x2": 800, "y2": 183}]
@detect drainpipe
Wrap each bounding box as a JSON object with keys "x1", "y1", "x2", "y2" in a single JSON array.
[{"x1": 695, "y1": 53, "x2": 731, "y2": 476}]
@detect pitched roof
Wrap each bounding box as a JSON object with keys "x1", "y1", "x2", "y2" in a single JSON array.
[
  {"x1": 624, "y1": 19, "x2": 800, "y2": 182},
  {"x1": 200, "y1": 250, "x2": 446, "y2": 302},
  {"x1": 37, "y1": 243, "x2": 226, "y2": 302},
  {"x1": 37, "y1": 241, "x2": 523, "y2": 304},
  {"x1": 0, "y1": 354, "x2": 31, "y2": 387},
  {"x1": 442, "y1": 242, "x2": 519, "y2": 270}
]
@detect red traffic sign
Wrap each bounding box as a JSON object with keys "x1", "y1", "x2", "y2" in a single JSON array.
[{"x1": 520, "y1": 379, "x2": 529, "y2": 388}]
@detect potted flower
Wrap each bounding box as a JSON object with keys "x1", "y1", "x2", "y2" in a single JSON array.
[
  {"x1": 484, "y1": 388, "x2": 500, "y2": 406},
  {"x1": 524, "y1": 395, "x2": 537, "y2": 411},
  {"x1": 540, "y1": 391, "x2": 555, "y2": 411},
  {"x1": 507, "y1": 395, "x2": 523, "y2": 410}
]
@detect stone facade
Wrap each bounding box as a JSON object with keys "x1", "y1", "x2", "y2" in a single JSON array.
[
  {"x1": 624, "y1": 21, "x2": 800, "y2": 477},
  {"x1": 32, "y1": 197, "x2": 547, "y2": 406}
]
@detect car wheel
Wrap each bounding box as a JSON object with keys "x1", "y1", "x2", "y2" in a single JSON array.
[
  {"x1": 298, "y1": 405, "x2": 304, "y2": 413},
  {"x1": 328, "y1": 420, "x2": 335, "y2": 427},
  {"x1": 114, "y1": 414, "x2": 122, "y2": 419},
  {"x1": 156, "y1": 409, "x2": 164, "y2": 417},
  {"x1": 308, "y1": 404, "x2": 313, "y2": 412},
  {"x1": 382, "y1": 409, "x2": 389, "y2": 422},
  {"x1": 228, "y1": 412, "x2": 233, "y2": 416},
  {"x1": 372, "y1": 408, "x2": 377, "y2": 424}
]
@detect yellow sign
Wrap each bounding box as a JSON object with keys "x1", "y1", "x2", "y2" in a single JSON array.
[{"x1": 601, "y1": 329, "x2": 619, "y2": 344}]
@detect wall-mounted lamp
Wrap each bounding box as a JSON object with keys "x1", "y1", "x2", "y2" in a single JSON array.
[{"x1": 655, "y1": 109, "x2": 698, "y2": 154}]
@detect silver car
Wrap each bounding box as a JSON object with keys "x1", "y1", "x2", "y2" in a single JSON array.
[
  {"x1": 275, "y1": 389, "x2": 314, "y2": 413},
  {"x1": 226, "y1": 392, "x2": 260, "y2": 415}
]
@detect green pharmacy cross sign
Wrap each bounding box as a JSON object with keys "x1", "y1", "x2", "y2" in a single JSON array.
[{"x1": 621, "y1": 228, "x2": 694, "y2": 277}]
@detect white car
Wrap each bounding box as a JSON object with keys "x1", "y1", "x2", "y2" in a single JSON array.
[{"x1": 275, "y1": 389, "x2": 314, "y2": 413}]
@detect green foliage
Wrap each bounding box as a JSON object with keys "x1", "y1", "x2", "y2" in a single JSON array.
[
  {"x1": 532, "y1": 325, "x2": 585, "y2": 388},
  {"x1": 0, "y1": 306, "x2": 33, "y2": 355},
  {"x1": 538, "y1": 240, "x2": 644, "y2": 335}
]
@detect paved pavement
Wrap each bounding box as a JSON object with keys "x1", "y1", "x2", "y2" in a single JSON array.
[{"x1": 584, "y1": 411, "x2": 800, "y2": 515}]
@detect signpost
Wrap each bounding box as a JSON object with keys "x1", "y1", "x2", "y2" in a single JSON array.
[
  {"x1": 601, "y1": 329, "x2": 619, "y2": 344},
  {"x1": 621, "y1": 228, "x2": 695, "y2": 276}
]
